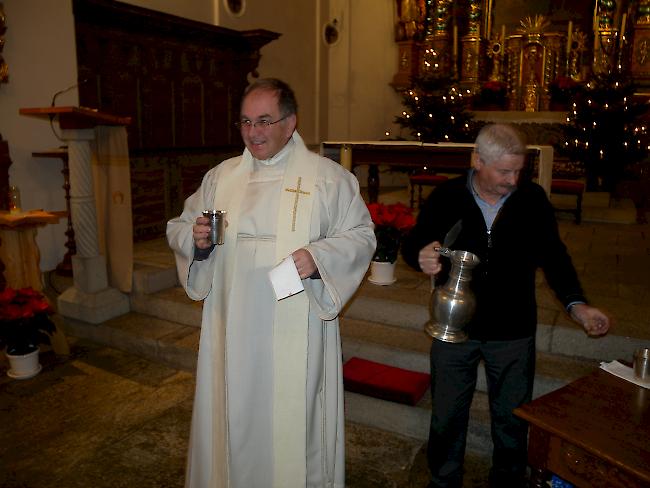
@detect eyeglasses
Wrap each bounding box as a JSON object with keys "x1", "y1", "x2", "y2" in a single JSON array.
[{"x1": 235, "y1": 115, "x2": 289, "y2": 130}]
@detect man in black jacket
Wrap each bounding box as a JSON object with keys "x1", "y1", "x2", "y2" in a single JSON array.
[{"x1": 402, "y1": 124, "x2": 610, "y2": 488}]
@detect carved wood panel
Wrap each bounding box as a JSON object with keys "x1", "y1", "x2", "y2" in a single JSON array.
[{"x1": 72, "y1": 0, "x2": 279, "y2": 240}]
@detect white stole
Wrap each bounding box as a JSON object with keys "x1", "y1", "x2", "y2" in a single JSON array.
[
  {"x1": 272, "y1": 135, "x2": 317, "y2": 487},
  {"x1": 212, "y1": 132, "x2": 317, "y2": 487}
]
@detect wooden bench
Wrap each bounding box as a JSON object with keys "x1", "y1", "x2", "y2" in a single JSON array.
[
  {"x1": 551, "y1": 179, "x2": 585, "y2": 224},
  {"x1": 409, "y1": 173, "x2": 448, "y2": 208}
]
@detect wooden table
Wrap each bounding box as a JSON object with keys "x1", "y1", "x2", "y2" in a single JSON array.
[
  {"x1": 0, "y1": 210, "x2": 61, "y2": 291},
  {"x1": 514, "y1": 369, "x2": 650, "y2": 488},
  {"x1": 320, "y1": 141, "x2": 553, "y2": 203}
]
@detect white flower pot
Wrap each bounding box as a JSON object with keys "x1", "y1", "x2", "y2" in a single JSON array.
[
  {"x1": 5, "y1": 348, "x2": 41, "y2": 379},
  {"x1": 368, "y1": 260, "x2": 396, "y2": 285}
]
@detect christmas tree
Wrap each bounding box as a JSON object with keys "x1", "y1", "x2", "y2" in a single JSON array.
[
  {"x1": 557, "y1": 72, "x2": 649, "y2": 192},
  {"x1": 394, "y1": 60, "x2": 478, "y2": 143}
]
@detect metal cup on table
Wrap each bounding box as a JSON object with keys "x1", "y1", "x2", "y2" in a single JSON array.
[
  {"x1": 633, "y1": 348, "x2": 650, "y2": 383},
  {"x1": 202, "y1": 209, "x2": 227, "y2": 245}
]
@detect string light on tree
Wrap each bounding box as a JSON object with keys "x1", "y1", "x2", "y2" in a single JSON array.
[{"x1": 556, "y1": 71, "x2": 649, "y2": 191}]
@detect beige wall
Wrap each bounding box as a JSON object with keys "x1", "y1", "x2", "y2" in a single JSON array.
[
  {"x1": 0, "y1": 0, "x2": 78, "y2": 272},
  {"x1": 121, "y1": 0, "x2": 214, "y2": 24},
  {"x1": 217, "y1": 0, "x2": 325, "y2": 146},
  {"x1": 328, "y1": 0, "x2": 402, "y2": 141},
  {"x1": 0, "y1": 0, "x2": 402, "y2": 271}
]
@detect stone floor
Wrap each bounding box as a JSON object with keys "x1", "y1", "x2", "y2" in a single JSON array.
[
  {"x1": 1, "y1": 187, "x2": 648, "y2": 488},
  {"x1": 0, "y1": 339, "x2": 489, "y2": 488}
]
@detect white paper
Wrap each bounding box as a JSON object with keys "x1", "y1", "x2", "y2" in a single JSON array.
[
  {"x1": 268, "y1": 256, "x2": 304, "y2": 301},
  {"x1": 600, "y1": 360, "x2": 650, "y2": 389}
]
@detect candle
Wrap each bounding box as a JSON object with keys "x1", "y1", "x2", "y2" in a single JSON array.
[
  {"x1": 486, "y1": 0, "x2": 493, "y2": 38},
  {"x1": 566, "y1": 20, "x2": 573, "y2": 56},
  {"x1": 501, "y1": 24, "x2": 506, "y2": 46},
  {"x1": 340, "y1": 145, "x2": 352, "y2": 171},
  {"x1": 620, "y1": 12, "x2": 627, "y2": 48},
  {"x1": 453, "y1": 24, "x2": 458, "y2": 60}
]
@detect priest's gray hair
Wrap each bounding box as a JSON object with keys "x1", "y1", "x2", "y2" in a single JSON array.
[
  {"x1": 475, "y1": 123, "x2": 526, "y2": 165},
  {"x1": 243, "y1": 78, "x2": 298, "y2": 117}
]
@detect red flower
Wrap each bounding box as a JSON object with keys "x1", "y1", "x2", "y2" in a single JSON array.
[
  {"x1": 367, "y1": 202, "x2": 416, "y2": 262},
  {"x1": 367, "y1": 202, "x2": 416, "y2": 229},
  {"x1": 0, "y1": 287, "x2": 55, "y2": 354}
]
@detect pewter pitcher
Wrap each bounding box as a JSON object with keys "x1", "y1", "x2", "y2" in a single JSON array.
[{"x1": 425, "y1": 249, "x2": 480, "y2": 343}]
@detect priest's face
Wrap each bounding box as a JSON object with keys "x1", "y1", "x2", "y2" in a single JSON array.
[{"x1": 239, "y1": 88, "x2": 296, "y2": 161}]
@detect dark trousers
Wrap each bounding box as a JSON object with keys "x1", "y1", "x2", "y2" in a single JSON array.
[{"x1": 427, "y1": 337, "x2": 535, "y2": 488}]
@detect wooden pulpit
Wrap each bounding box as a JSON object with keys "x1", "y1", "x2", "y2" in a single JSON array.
[{"x1": 20, "y1": 106, "x2": 132, "y2": 324}]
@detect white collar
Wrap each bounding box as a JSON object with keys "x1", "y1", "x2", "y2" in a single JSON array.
[{"x1": 255, "y1": 138, "x2": 295, "y2": 166}]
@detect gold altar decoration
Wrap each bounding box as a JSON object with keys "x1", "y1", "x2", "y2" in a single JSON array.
[
  {"x1": 631, "y1": 1, "x2": 650, "y2": 82},
  {"x1": 426, "y1": 0, "x2": 454, "y2": 75},
  {"x1": 392, "y1": 1, "x2": 646, "y2": 107},
  {"x1": 0, "y1": 3, "x2": 8, "y2": 84},
  {"x1": 505, "y1": 15, "x2": 565, "y2": 111}
]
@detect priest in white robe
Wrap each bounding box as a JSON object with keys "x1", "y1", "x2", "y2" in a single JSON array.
[{"x1": 167, "y1": 78, "x2": 376, "y2": 488}]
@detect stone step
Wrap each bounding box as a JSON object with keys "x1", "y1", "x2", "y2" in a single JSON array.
[
  {"x1": 132, "y1": 262, "x2": 179, "y2": 295},
  {"x1": 130, "y1": 286, "x2": 202, "y2": 328},
  {"x1": 345, "y1": 389, "x2": 493, "y2": 456},
  {"x1": 129, "y1": 253, "x2": 648, "y2": 364},
  {"x1": 62, "y1": 312, "x2": 200, "y2": 373},
  {"x1": 340, "y1": 320, "x2": 601, "y2": 400},
  {"x1": 60, "y1": 306, "x2": 597, "y2": 457}
]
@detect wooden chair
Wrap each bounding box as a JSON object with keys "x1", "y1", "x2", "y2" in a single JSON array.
[
  {"x1": 409, "y1": 173, "x2": 448, "y2": 208},
  {"x1": 551, "y1": 179, "x2": 585, "y2": 224}
]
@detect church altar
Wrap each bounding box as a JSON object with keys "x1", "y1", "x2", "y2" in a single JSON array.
[{"x1": 320, "y1": 141, "x2": 553, "y2": 203}]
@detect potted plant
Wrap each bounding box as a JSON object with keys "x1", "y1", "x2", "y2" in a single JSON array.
[
  {"x1": 474, "y1": 80, "x2": 508, "y2": 110},
  {"x1": 0, "y1": 287, "x2": 55, "y2": 379},
  {"x1": 548, "y1": 76, "x2": 581, "y2": 111},
  {"x1": 366, "y1": 202, "x2": 415, "y2": 285}
]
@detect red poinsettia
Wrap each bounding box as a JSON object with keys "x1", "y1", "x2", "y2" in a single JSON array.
[
  {"x1": 0, "y1": 287, "x2": 55, "y2": 355},
  {"x1": 367, "y1": 202, "x2": 416, "y2": 262}
]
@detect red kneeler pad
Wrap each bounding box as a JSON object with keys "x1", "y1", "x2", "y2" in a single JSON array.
[{"x1": 343, "y1": 357, "x2": 430, "y2": 406}]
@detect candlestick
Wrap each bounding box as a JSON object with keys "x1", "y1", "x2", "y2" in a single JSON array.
[
  {"x1": 340, "y1": 145, "x2": 352, "y2": 171},
  {"x1": 566, "y1": 20, "x2": 573, "y2": 56},
  {"x1": 620, "y1": 12, "x2": 627, "y2": 48},
  {"x1": 453, "y1": 24, "x2": 458, "y2": 60},
  {"x1": 501, "y1": 24, "x2": 506, "y2": 46}
]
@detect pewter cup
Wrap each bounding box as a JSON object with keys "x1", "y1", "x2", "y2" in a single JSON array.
[
  {"x1": 633, "y1": 348, "x2": 650, "y2": 382},
  {"x1": 203, "y1": 210, "x2": 226, "y2": 245},
  {"x1": 425, "y1": 250, "x2": 480, "y2": 343}
]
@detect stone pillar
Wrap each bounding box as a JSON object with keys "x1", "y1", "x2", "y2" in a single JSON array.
[{"x1": 57, "y1": 128, "x2": 129, "y2": 324}]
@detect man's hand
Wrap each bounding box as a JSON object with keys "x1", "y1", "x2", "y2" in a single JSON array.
[
  {"x1": 292, "y1": 248, "x2": 317, "y2": 279},
  {"x1": 418, "y1": 241, "x2": 443, "y2": 276},
  {"x1": 193, "y1": 216, "x2": 212, "y2": 249},
  {"x1": 570, "y1": 303, "x2": 610, "y2": 337}
]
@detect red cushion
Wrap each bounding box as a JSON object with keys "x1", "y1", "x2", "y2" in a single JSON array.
[
  {"x1": 551, "y1": 180, "x2": 584, "y2": 194},
  {"x1": 343, "y1": 357, "x2": 430, "y2": 406},
  {"x1": 409, "y1": 174, "x2": 448, "y2": 185}
]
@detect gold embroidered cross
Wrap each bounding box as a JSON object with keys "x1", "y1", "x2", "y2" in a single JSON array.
[{"x1": 285, "y1": 177, "x2": 310, "y2": 231}]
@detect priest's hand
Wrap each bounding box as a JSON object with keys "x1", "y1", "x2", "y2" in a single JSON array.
[
  {"x1": 193, "y1": 216, "x2": 212, "y2": 249},
  {"x1": 292, "y1": 249, "x2": 317, "y2": 279},
  {"x1": 419, "y1": 241, "x2": 442, "y2": 276},
  {"x1": 569, "y1": 303, "x2": 611, "y2": 337}
]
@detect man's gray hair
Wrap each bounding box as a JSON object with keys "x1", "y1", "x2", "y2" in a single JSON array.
[{"x1": 475, "y1": 124, "x2": 527, "y2": 165}]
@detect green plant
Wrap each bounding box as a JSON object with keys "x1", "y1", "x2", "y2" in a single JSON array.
[
  {"x1": 367, "y1": 202, "x2": 415, "y2": 263},
  {"x1": 556, "y1": 72, "x2": 649, "y2": 191},
  {"x1": 474, "y1": 80, "x2": 508, "y2": 108},
  {"x1": 0, "y1": 287, "x2": 55, "y2": 355},
  {"x1": 548, "y1": 76, "x2": 582, "y2": 105},
  {"x1": 395, "y1": 71, "x2": 477, "y2": 143}
]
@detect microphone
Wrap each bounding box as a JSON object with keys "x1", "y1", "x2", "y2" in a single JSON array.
[{"x1": 51, "y1": 78, "x2": 90, "y2": 107}]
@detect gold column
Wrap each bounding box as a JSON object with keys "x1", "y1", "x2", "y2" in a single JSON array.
[
  {"x1": 460, "y1": 0, "x2": 486, "y2": 91},
  {"x1": 593, "y1": 0, "x2": 619, "y2": 73},
  {"x1": 630, "y1": 1, "x2": 650, "y2": 82}
]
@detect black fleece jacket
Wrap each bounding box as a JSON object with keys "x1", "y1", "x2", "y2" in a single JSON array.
[{"x1": 401, "y1": 174, "x2": 586, "y2": 341}]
